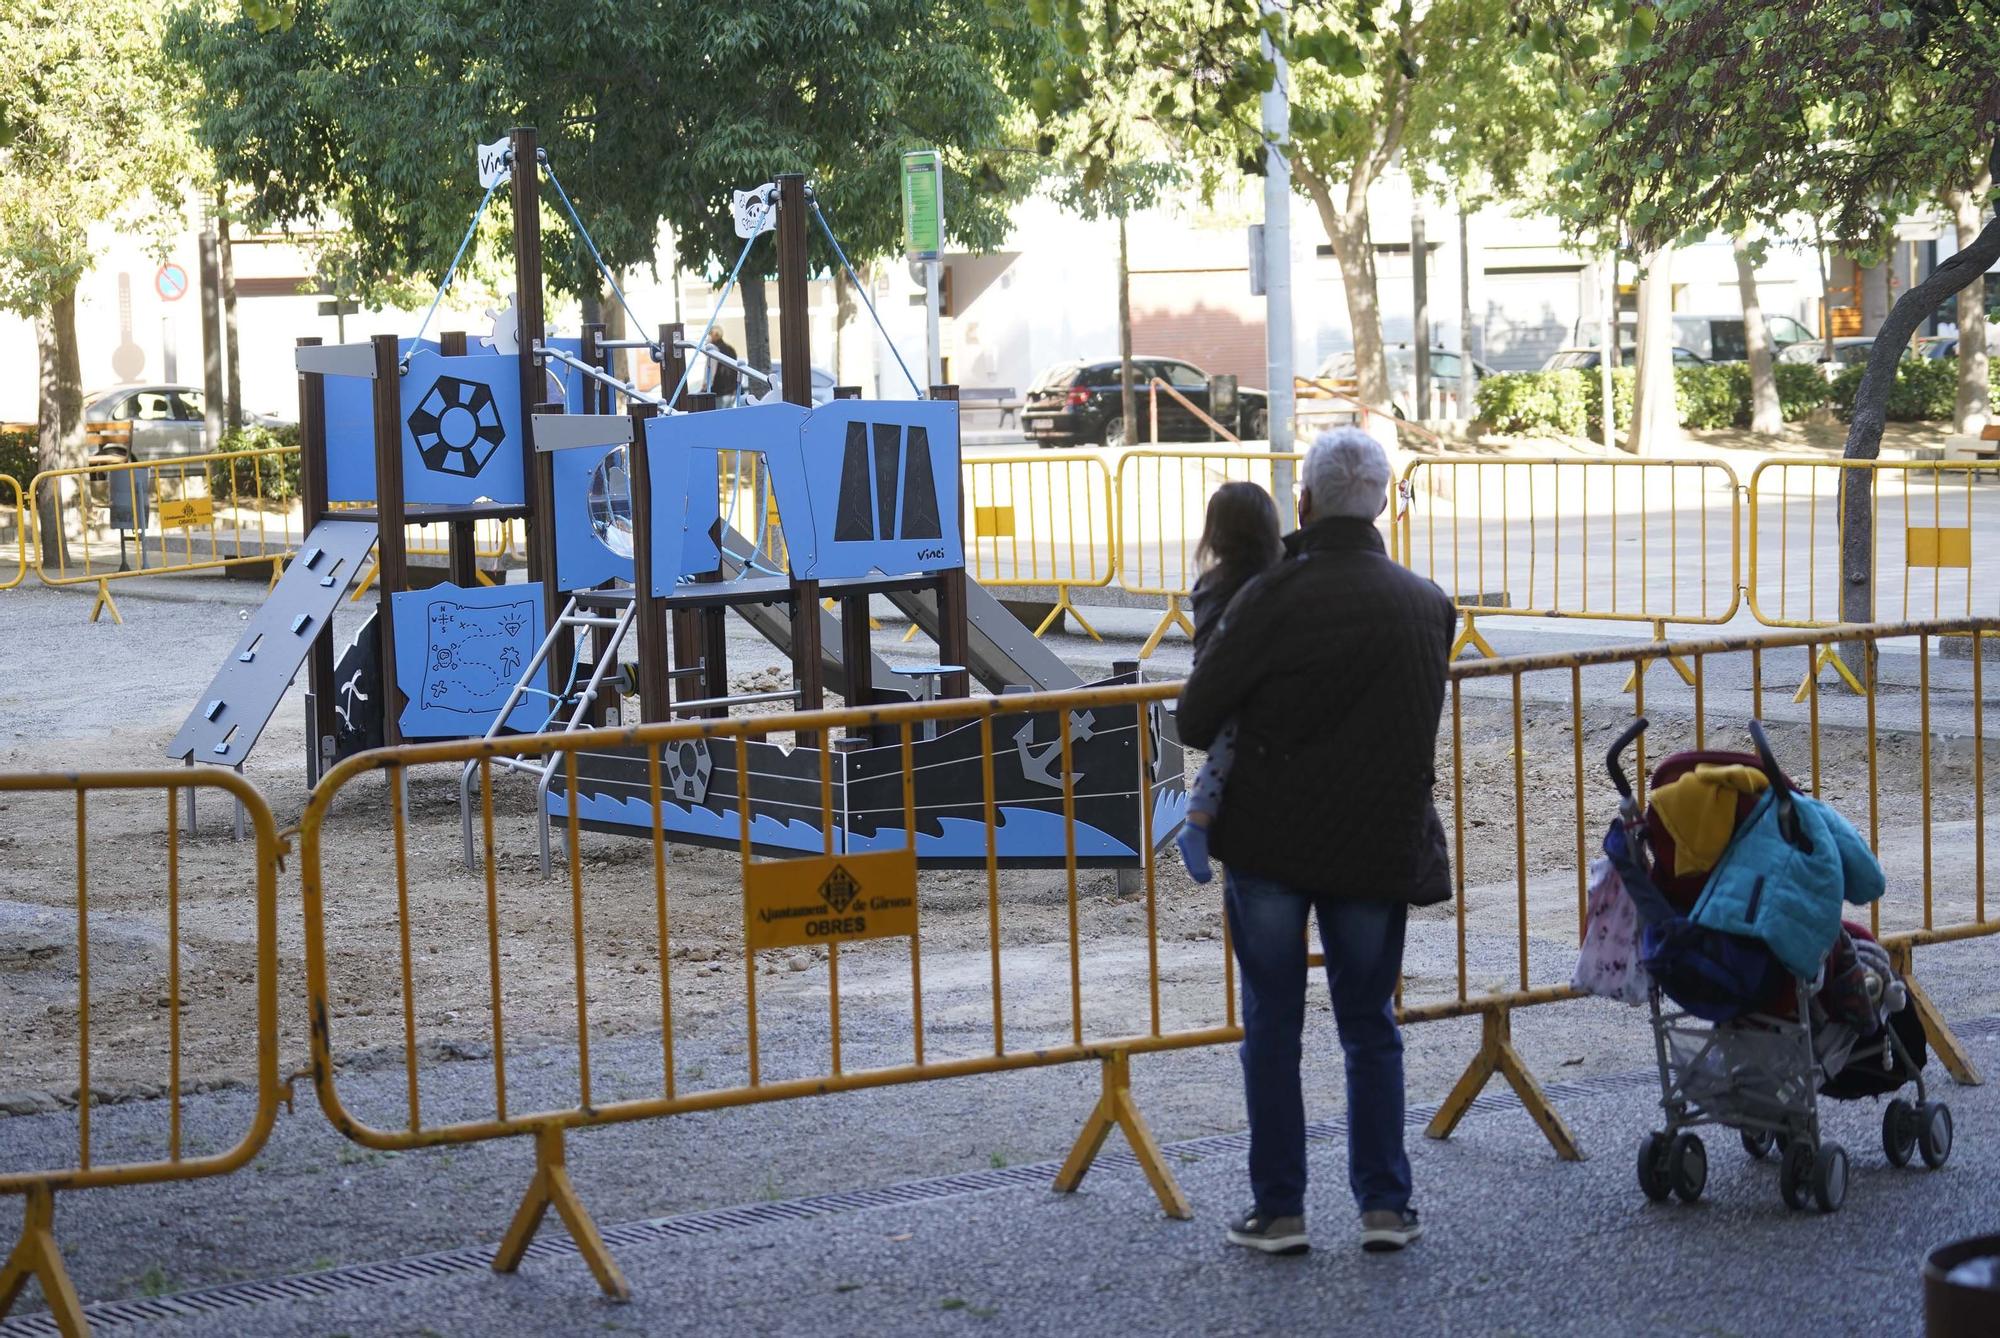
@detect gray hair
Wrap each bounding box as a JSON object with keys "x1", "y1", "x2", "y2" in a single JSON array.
[{"x1": 1302, "y1": 427, "x2": 1390, "y2": 521}]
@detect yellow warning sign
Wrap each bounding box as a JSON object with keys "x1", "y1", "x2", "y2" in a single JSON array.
[
  {"x1": 1906, "y1": 526, "x2": 1971, "y2": 569},
  {"x1": 158, "y1": 496, "x2": 214, "y2": 528},
  {"x1": 745, "y1": 848, "x2": 918, "y2": 951}
]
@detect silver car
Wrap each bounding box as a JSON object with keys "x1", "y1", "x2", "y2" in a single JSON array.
[{"x1": 81, "y1": 385, "x2": 287, "y2": 463}]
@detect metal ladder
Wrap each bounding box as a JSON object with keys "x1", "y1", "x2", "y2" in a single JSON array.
[{"x1": 458, "y1": 590, "x2": 638, "y2": 877}]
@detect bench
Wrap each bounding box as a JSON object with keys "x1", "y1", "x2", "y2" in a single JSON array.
[{"x1": 958, "y1": 386, "x2": 1021, "y2": 430}]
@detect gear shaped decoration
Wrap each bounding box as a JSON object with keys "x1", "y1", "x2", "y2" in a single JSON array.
[
  {"x1": 664, "y1": 739, "x2": 713, "y2": 803},
  {"x1": 408, "y1": 375, "x2": 506, "y2": 478}
]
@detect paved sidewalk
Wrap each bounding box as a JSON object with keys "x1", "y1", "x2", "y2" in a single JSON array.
[{"x1": 7, "y1": 1023, "x2": 1994, "y2": 1337}]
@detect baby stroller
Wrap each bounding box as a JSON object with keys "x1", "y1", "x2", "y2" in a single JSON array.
[{"x1": 1600, "y1": 717, "x2": 1952, "y2": 1213}]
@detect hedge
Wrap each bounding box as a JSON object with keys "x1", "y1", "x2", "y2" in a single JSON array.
[
  {"x1": 1476, "y1": 362, "x2": 1833, "y2": 438},
  {"x1": 1827, "y1": 356, "x2": 1962, "y2": 422},
  {"x1": 206, "y1": 424, "x2": 303, "y2": 505},
  {"x1": 0, "y1": 428, "x2": 34, "y2": 486}
]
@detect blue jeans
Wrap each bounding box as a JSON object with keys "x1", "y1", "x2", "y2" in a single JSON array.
[{"x1": 1224, "y1": 870, "x2": 1411, "y2": 1218}]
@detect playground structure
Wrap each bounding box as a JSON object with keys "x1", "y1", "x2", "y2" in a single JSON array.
[{"x1": 167, "y1": 128, "x2": 1184, "y2": 866}]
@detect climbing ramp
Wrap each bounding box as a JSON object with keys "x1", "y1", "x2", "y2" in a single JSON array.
[{"x1": 167, "y1": 519, "x2": 379, "y2": 768}]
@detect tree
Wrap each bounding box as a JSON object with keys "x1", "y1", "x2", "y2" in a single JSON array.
[
  {"x1": 0, "y1": 0, "x2": 193, "y2": 559},
  {"x1": 1944, "y1": 169, "x2": 1992, "y2": 435},
  {"x1": 170, "y1": 0, "x2": 1040, "y2": 370},
  {"x1": 1734, "y1": 236, "x2": 1783, "y2": 435},
  {"x1": 1552, "y1": 0, "x2": 2000, "y2": 626},
  {"x1": 1042, "y1": 1, "x2": 1570, "y2": 417}
]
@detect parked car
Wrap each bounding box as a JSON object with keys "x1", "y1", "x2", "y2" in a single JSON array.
[
  {"x1": 81, "y1": 385, "x2": 288, "y2": 463},
  {"x1": 1310, "y1": 345, "x2": 1497, "y2": 420},
  {"x1": 1541, "y1": 346, "x2": 1708, "y2": 371},
  {"x1": 1576, "y1": 314, "x2": 1816, "y2": 362},
  {"x1": 749, "y1": 361, "x2": 838, "y2": 406},
  {"x1": 1776, "y1": 336, "x2": 1878, "y2": 369},
  {"x1": 1021, "y1": 358, "x2": 1269, "y2": 449}
]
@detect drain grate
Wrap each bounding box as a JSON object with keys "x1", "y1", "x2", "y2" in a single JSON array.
[{"x1": 7, "y1": 1013, "x2": 1995, "y2": 1335}]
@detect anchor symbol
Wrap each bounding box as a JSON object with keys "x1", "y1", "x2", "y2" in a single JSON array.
[{"x1": 1012, "y1": 711, "x2": 1095, "y2": 790}]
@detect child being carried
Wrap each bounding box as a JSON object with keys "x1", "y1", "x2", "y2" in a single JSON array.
[{"x1": 1176, "y1": 480, "x2": 1285, "y2": 884}]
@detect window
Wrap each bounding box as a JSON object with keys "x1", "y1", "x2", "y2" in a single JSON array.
[
  {"x1": 132, "y1": 391, "x2": 174, "y2": 421},
  {"x1": 1766, "y1": 315, "x2": 1813, "y2": 347},
  {"x1": 1430, "y1": 352, "x2": 1461, "y2": 378},
  {"x1": 1165, "y1": 361, "x2": 1209, "y2": 389},
  {"x1": 171, "y1": 391, "x2": 205, "y2": 421},
  {"x1": 101, "y1": 394, "x2": 138, "y2": 420},
  {"x1": 1079, "y1": 364, "x2": 1126, "y2": 388}
]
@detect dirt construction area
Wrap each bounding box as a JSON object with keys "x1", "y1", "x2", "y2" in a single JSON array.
[{"x1": 3, "y1": 578, "x2": 1998, "y2": 1144}]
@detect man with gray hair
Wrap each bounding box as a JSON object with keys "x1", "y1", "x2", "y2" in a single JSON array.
[{"x1": 1178, "y1": 426, "x2": 1454, "y2": 1256}]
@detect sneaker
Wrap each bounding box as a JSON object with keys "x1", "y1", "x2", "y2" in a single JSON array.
[
  {"x1": 1359, "y1": 1208, "x2": 1423, "y2": 1253},
  {"x1": 1226, "y1": 1206, "x2": 1309, "y2": 1255},
  {"x1": 1176, "y1": 823, "x2": 1214, "y2": 884}
]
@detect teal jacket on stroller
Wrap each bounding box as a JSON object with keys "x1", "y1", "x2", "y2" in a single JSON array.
[{"x1": 1690, "y1": 787, "x2": 1885, "y2": 980}]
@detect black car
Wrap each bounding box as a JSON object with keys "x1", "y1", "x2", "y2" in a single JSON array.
[{"x1": 1021, "y1": 358, "x2": 1269, "y2": 448}]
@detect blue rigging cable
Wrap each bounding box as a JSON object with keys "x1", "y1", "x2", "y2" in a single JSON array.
[{"x1": 404, "y1": 175, "x2": 505, "y2": 368}]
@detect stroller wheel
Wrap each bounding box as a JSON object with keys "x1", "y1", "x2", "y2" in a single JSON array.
[
  {"x1": 1740, "y1": 1128, "x2": 1776, "y2": 1161},
  {"x1": 1637, "y1": 1132, "x2": 1673, "y2": 1202},
  {"x1": 1917, "y1": 1102, "x2": 1954, "y2": 1170},
  {"x1": 1812, "y1": 1142, "x2": 1849, "y2": 1212},
  {"x1": 1882, "y1": 1099, "x2": 1917, "y2": 1167},
  {"x1": 1778, "y1": 1140, "x2": 1814, "y2": 1210},
  {"x1": 1668, "y1": 1133, "x2": 1708, "y2": 1203}
]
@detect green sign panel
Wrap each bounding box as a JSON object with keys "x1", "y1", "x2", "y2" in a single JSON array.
[{"x1": 901, "y1": 150, "x2": 944, "y2": 260}]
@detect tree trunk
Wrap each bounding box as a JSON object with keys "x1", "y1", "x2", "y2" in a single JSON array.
[
  {"x1": 1629, "y1": 247, "x2": 1678, "y2": 455},
  {"x1": 1600, "y1": 252, "x2": 1618, "y2": 449},
  {"x1": 1948, "y1": 175, "x2": 1992, "y2": 436},
  {"x1": 34, "y1": 283, "x2": 82, "y2": 565},
  {"x1": 221, "y1": 220, "x2": 242, "y2": 432},
  {"x1": 198, "y1": 224, "x2": 225, "y2": 447},
  {"x1": 741, "y1": 272, "x2": 771, "y2": 384},
  {"x1": 1118, "y1": 213, "x2": 1136, "y2": 444},
  {"x1": 1734, "y1": 237, "x2": 1782, "y2": 434},
  {"x1": 1300, "y1": 166, "x2": 1392, "y2": 413},
  {"x1": 1840, "y1": 207, "x2": 2000, "y2": 633},
  {"x1": 601, "y1": 282, "x2": 627, "y2": 385}
]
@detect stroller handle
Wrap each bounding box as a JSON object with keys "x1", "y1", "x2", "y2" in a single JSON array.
[{"x1": 1606, "y1": 717, "x2": 1649, "y2": 800}]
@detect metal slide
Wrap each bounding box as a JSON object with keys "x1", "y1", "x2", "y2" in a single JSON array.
[
  {"x1": 167, "y1": 518, "x2": 379, "y2": 768},
  {"x1": 712, "y1": 523, "x2": 1080, "y2": 697}
]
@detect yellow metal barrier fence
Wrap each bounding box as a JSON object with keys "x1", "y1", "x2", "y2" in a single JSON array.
[
  {"x1": 29, "y1": 447, "x2": 304, "y2": 623},
  {"x1": 962, "y1": 453, "x2": 1117, "y2": 637},
  {"x1": 1114, "y1": 449, "x2": 1304, "y2": 656},
  {"x1": 1397, "y1": 456, "x2": 1742, "y2": 682},
  {"x1": 1747, "y1": 459, "x2": 2000, "y2": 695},
  {"x1": 1417, "y1": 617, "x2": 1996, "y2": 1152},
  {"x1": 0, "y1": 768, "x2": 283, "y2": 1336},
  {"x1": 300, "y1": 684, "x2": 1232, "y2": 1298},
  {"x1": 0, "y1": 473, "x2": 27, "y2": 591}
]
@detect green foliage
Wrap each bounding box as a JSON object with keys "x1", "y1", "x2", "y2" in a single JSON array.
[
  {"x1": 1555, "y1": 0, "x2": 2000, "y2": 252},
  {"x1": 1482, "y1": 362, "x2": 1830, "y2": 436},
  {"x1": 1828, "y1": 357, "x2": 1962, "y2": 422},
  {"x1": 0, "y1": 429, "x2": 36, "y2": 485},
  {"x1": 207, "y1": 425, "x2": 302, "y2": 505},
  {"x1": 169, "y1": 0, "x2": 1041, "y2": 298},
  {"x1": 0, "y1": 0, "x2": 194, "y2": 316},
  {"x1": 1475, "y1": 370, "x2": 1591, "y2": 437}
]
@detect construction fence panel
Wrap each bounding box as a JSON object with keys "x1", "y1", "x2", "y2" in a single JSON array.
[
  {"x1": 29, "y1": 447, "x2": 305, "y2": 619},
  {"x1": 1114, "y1": 449, "x2": 1304, "y2": 655},
  {"x1": 0, "y1": 473, "x2": 27, "y2": 591},
  {"x1": 1398, "y1": 456, "x2": 1742, "y2": 658},
  {"x1": 1747, "y1": 459, "x2": 2000, "y2": 631},
  {"x1": 299, "y1": 684, "x2": 1233, "y2": 1299},
  {"x1": 0, "y1": 768, "x2": 283, "y2": 1335},
  {"x1": 1416, "y1": 616, "x2": 1998, "y2": 1149}
]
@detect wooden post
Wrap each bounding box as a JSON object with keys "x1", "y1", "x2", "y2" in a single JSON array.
[
  {"x1": 628, "y1": 404, "x2": 670, "y2": 723},
  {"x1": 581, "y1": 321, "x2": 605, "y2": 414},
  {"x1": 296, "y1": 335, "x2": 338, "y2": 782},
  {"x1": 777, "y1": 173, "x2": 822, "y2": 743},
  {"x1": 531, "y1": 398, "x2": 571, "y2": 695},
  {"x1": 931, "y1": 383, "x2": 970, "y2": 700},
  {"x1": 510, "y1": 125, "x2": 548, "y2": 586},
  {"x1": 439, "y1": 330, "x2": 478, "y2": 587},
  {"x1": 371, "y1": 334, "x2": 409, "y2": 747}
]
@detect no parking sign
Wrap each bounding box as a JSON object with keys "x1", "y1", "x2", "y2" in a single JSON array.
[{"x1": 156, "y1": 263, "x2": 189, "y2": 302}]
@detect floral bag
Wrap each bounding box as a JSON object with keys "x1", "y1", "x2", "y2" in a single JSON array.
[{"x1": 1573, "y1": 857, "x2": 1650, "y2": 1005}]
